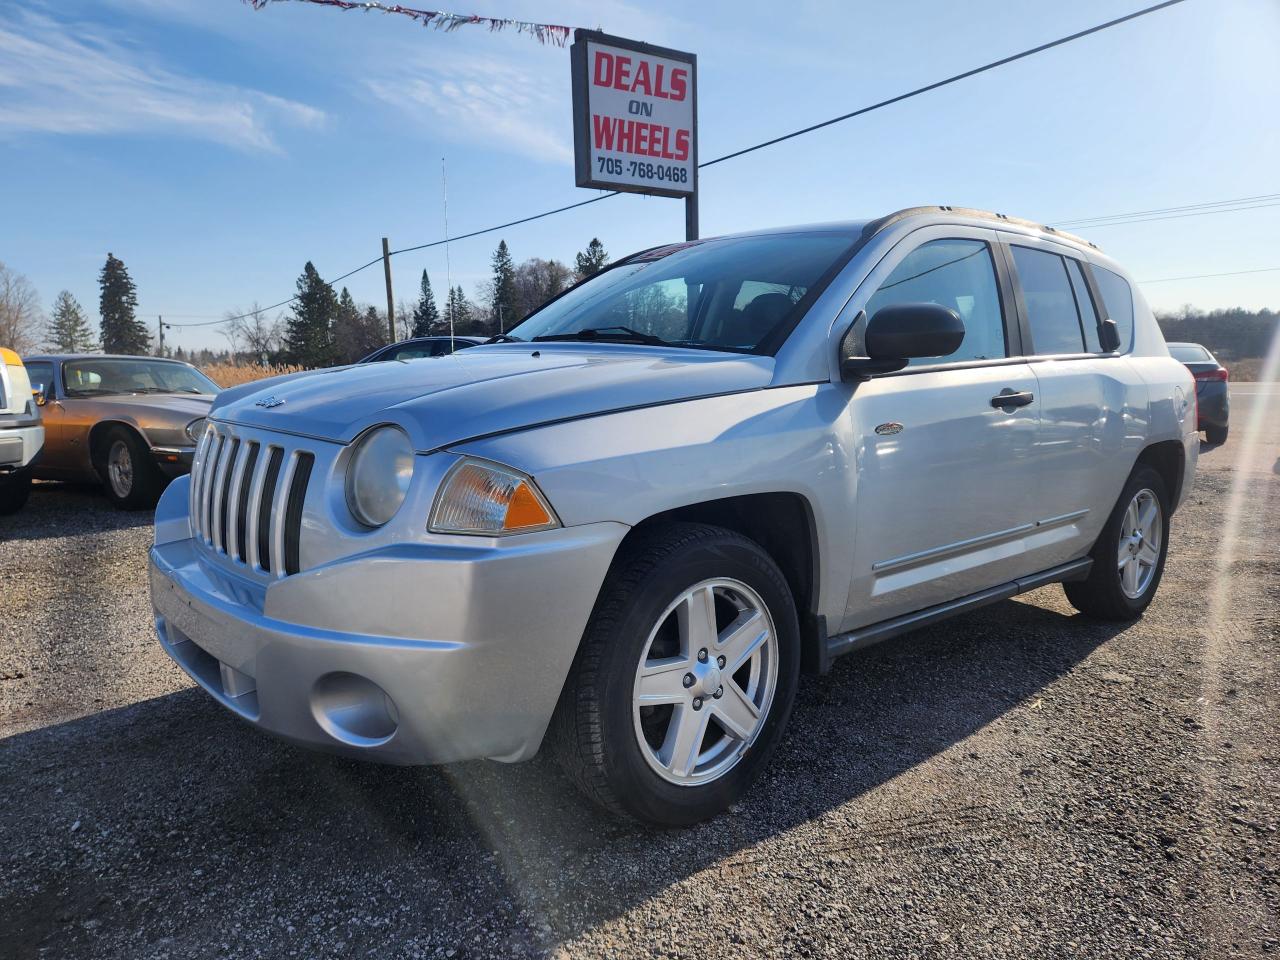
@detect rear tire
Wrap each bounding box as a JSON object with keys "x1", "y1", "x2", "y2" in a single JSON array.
[
  {"x1": 96, "y1": 426, "x2": 162, "y2": 510},
  {"x1": 0, "y1": 469, "x2": 32, "y2": 515},
  {"x1": 1065, "y1": 464, "x2": 1170, "y2": 620},
  {"x1": 1206, "y1": 423, "x2": 1228, "y2": 445},
  {"x1": 550, "y1": 522, "x2": 801, "y2": 826}
]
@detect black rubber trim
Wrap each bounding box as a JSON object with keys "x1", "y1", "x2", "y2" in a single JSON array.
[
  {"x1": 283, "y1": 452, "x2": 314, "y2": 576},
  {"x1": 234, "y1": 442, "x2": 260, "y2": 562},
  {"x1": 256, "y1": 446, "x2": 284, "y2": 572},
  {"x1": 217, "y1": 438, "x2": 240, "y2": 551}
]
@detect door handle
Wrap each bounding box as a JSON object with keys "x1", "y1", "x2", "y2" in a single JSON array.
[{"x1": 991, "y1": 389, "x2": 1035, "y2": 409}]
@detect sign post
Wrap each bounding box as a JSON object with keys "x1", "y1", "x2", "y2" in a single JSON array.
[{"x1": 571, "y1": 30, "x2": 698, "y2": 240}]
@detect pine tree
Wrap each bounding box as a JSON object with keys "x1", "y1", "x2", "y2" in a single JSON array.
[
  {"x1": 410, "y1": 270, "x2": 440, "y2": 338},
  {"x1": 575, "y1": 238, "x2": 609, "y2": 279},
  {"x1": 47, "y1": 290, "x2": 97, "y2": 352},
  {"x1": 99, "y1": 253, "x2": 149, "y2": 354},
  {"x1": 446, "y1": 285, "x2": 473, "y2": 332},
  {"x1": 490, "y1": 240, "x2": 518, "y2": 333},
  {"x1": 283, "y1": 262, "x2": 338, "y2": 368}
]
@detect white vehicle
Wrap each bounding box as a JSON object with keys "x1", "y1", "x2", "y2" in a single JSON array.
[
  {"x1": 150, "y1": 207, "x2": 1198, "y2": 825},
  {"x1": 0, "y1": 347, "x2": 44, "y2": 515}
]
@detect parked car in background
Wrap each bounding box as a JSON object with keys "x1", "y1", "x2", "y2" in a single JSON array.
[
  {"x1": 22, "y1": 354, "x2": 219, "y2": 509},
  {"x1": 0, "y1": 347, "x2": 44, "y2": 515},
  {"x1": 150, "y1": 206, "x2": 1197, "y2": 825},
  {"x1": 359, "y1": 335, "x2": 485, "y2": 363},
  {"x1": 1167, "y1": 342, "x2": 1229, "y2": 444}
]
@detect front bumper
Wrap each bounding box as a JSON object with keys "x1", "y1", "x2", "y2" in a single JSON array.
[
  {"x1": 150, "y1": 480, "x2": 628, "y2": 765},
  {"x1": 150, "y1": 445, "x2": 195, "y2": 478},
  {"x1": 0, "y1": 423, "x2": 43, "y2": 471}
]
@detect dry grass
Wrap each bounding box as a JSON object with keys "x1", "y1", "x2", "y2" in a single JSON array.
[
  {"x1": 202, "y1": 362, "x2": 306, "y2": 388},
  {"x1": 1226, "y1": 357, "x2": 1275, "y2": 383}
]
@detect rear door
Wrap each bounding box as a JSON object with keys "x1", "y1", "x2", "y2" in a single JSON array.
[
  {"x1": 840, "y1": 226, "x2": 1042, "y2": 630},
  {"x1": 1001, "y1": 236, "x2": 1146, "y2": 566}
]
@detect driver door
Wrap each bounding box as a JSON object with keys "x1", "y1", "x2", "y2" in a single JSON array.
[{"x1": 838, "y1": 227, "x2": 1042, "y2": 630}]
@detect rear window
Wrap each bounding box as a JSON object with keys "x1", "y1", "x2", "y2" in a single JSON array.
[
  {"x1": 1010, "y1": 246, "x2": 1085, "y2": 355},
  {"x1": 1169, "y1": 343, "x2": 1211, "y2": 363},
  {"x1": 1093, "y1": 266, "x2": 1135, "y2": 351}
]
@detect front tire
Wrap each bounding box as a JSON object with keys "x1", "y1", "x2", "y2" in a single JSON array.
[
  {"x1": 97, "y1": 426, "x2": 162, "y2": 510},
  {"x1": 1065, "y1": 465, "x2": 1171, "y2": 620},
  {"x1": 551, "y1": 522, "x2": 801, "y2": 826},
  {"x1": 0, "y1": 468, "x2": 32, "y2": 515}
]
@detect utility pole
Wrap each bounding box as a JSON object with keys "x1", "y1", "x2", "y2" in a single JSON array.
[
  {"x1": 381, "y1": 237, "x2": 396, "y2": 343},
  {"x1": 157, "y1": 315, "x2": 164, "y2": 356}
]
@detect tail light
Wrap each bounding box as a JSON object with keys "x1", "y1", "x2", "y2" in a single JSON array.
[{"x1": 1193, "y1": 368, "x2": 1229, "y2": 382}]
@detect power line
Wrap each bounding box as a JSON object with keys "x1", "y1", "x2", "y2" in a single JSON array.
[
  {"x1": 163, "y1": 0, "x2": 1190, "y2": 328},
  {"x1": 1054, "y1": 200, "x2": 1280, "y2": 231},
  {"x1": 1054, "y1": 193, "x2": 1280, "y2": 226},
  {"x1": 1139, "y1": 266, "x2": 1280, "y2": 284}
]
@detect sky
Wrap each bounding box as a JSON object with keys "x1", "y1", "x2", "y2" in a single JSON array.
[{"x1": 1, "y1": 0, "x2": 1277, "y2": 352}]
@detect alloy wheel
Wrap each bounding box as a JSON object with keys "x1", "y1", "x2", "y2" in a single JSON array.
[
  {"x1": 107, "y1": 440, "x2": 134, "y2": 498},
  {"x1": 1117, "y1": 487, "x2": 1162, "y2": 599}
]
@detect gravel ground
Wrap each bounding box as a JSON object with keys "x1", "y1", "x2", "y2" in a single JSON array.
[{"x1": 2, "y1": 385, "x2": 1277, "y2": 959}]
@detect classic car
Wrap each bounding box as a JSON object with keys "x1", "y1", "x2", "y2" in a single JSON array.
[{"x1": 22, "y1": 354, "x2": 218, "y2": 509}]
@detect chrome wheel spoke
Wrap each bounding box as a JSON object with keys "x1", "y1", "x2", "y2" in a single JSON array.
[
  {"x1": 717, "y1": 609, "x2": 767, "y2": 672},
  {"x1": 1137, "y1": 501, "x2": 1158, "y2": 538},
  {"x1": 713, "y1": 681, "x2": 761, "y2": 740},
  {"x1": 1138, "y1": 542, "x2": 1160, "y2": 566},
  {"x1": 678, "y1": 584, "x2": 718, "y2": 655},
  {"x1": 637, "y1": 657, "x2": 693, "y2": 705},
  {"x1": 1116, "y1": 538, "x2": 1132, "y2": 566},
  {"x1": 1122, "y1": 555, "x2": 1139, "y2": 593},
  {"x1": 660, "y1": 703, "x2": 710, "y2": 778}
]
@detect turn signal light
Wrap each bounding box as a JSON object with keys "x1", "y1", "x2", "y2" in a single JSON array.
[{"x1": 428, "y1": 458, "x2": 559, "y2": 536}]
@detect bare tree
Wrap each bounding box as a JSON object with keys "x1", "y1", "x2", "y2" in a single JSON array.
[
  {"x1": 0, "y1": 261, "x2": 44, "y2": 353},
  {"x1": 222, "y1": 303, "x2": 283, "y2": 365}
]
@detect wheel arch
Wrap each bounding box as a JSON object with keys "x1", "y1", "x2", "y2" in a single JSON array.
[
  {"x1": 615, "y1": 491, "x2": 826, "y2": 674},
  {"x1": 88, "y1": 419, "x2": 149, "y2": 468},
  {"x1": 1133, "y1": 439, "x2": 1185, "y2": 513}
]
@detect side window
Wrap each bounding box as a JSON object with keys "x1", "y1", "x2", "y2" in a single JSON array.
[
  {"x1": 1010, "y1": 246, "x2": 1085, "y2": 355},
  {"x1": 25, "y1": 361, "x2": 54, "y2": 398},
  {"x1": 1066, "y1": 260, "x2": 1102, "y2": 352},
  {"x1": 863, "y1": 238, "x2": 1007, "y2": 365},
  {"x1": 1093, "y1": 266, "x2": 1135, "y2": 352}
]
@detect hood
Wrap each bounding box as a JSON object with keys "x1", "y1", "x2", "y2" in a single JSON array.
[
  {"x1": 212, "y1": 345, "x2": 775, "y2": 450},
  {"x1": 96, "y1": 393, "x2": 215, "y2": 420}
]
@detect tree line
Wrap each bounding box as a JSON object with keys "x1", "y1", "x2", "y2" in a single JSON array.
[
  {"x1": 1153, "y1": 306, "x2": 1278, "y2": 362},
  {"x1": 0, "y1": 237, "x2": 610, "y2": 365}
]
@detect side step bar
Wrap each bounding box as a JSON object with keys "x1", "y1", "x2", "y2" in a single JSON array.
[{"x1": 821, "y1": 557, "x2": 1093, "y2": 670}]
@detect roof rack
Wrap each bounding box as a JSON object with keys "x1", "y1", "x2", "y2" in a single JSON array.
[{"x1": 860, "y1": 205, "x2": 1100, "y2": 251}]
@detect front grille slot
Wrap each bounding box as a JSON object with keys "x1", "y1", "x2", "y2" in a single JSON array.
[{"x1": 189, "y1": 425, "x2": 315, "y2": 579}]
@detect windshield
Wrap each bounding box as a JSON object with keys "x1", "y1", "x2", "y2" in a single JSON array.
[
  {"x1": 1169, "y1": 343, "x2": 1211, "y2": 363},
  {"x1": 505, "y1": 232, "x2": 857, "y2": 353},
  {"x1": 63, "y1": 358, "x2": 220, "y2": 397}
]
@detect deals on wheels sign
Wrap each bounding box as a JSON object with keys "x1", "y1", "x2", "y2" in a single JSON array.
[{"x1": 571, "y1": 30, "x2": 697, "y2": 199}]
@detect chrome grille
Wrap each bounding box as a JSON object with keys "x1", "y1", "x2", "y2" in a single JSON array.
[{"x1": 190, "y1": 424, "x2": 314, "y2": 578}]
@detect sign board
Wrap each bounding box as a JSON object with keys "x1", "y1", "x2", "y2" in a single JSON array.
[{"x1": 571, "y1": 30, "x2": 697, "y2": 199}]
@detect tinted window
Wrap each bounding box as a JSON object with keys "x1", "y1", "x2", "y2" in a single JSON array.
[
  {"x1": 1093, "y1": 266, "x2": 1135, "y2": 351},
  {"x1": 23, "y1": 361, "x2": 54, "y2": 397},
  {"x1": 63, "y1": 358, "x2": 219, "y2": 396},
  {"x1": 863, "y1": 239, "x2": 1006, "y2": 364},
  {"x1": 1169, "y1": 343, "x2": 1211, "y2": 363},
  {"x1": 506, "y1": 232, "x2": 855, "y2": 353},
  {"x1": 1066, "y1": 260, "x2": 1102, "y2": 352},
  {"x1": 1011, "y1": 246, "x2": 1085, "y2": 355}
]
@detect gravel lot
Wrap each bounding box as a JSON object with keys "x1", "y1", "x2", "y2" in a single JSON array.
[{"x1": 2, "y1": 385, "x2": 1277, "y2": 959}]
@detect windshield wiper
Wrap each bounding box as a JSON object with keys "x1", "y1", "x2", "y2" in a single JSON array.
[
  {"x1": 484, "y1": 333, "x2": 524, "y2": 343},
  {"x1": 532, "y1": 326, "x2": 671, "y2": 346}
]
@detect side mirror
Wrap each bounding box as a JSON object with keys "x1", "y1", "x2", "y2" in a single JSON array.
[
  {"x1": 840, "y1": 303, "x2": 966, "y2": 380},
  {"x1": 32, "y1": 386, "x2": 46, "y2": 406},
  {"x1": 1099, "y1": 317, "x2": 1121, "y2": 352}
]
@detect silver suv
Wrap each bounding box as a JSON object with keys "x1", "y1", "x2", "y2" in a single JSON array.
[{"x1": 150, "y1": 207, "x2": 1198, "y2": 825}]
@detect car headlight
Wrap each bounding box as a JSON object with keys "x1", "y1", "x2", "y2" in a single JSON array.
[
  {"x1": 345, "y1": 425, "x2": 415, "y2": 527},
  {"x1": 185, "y1": 418, "x2": 207, "y2": 443},
  {"x1": 429, "y1": 458, "x2": 559, "y2": 536}
]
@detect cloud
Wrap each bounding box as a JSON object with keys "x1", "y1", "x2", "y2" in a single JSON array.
[
  {"x1": 365, "y1": 54, "x2": 573, "y2": 166},
  {"x1": 0, "y1": 10, "x2": 325, "y2": 152}
]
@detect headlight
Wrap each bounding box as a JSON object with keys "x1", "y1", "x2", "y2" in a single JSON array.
[
  {"x1": 185, "y1": 418, "x2": 207, "y2": 443},
  {"x1": 345, "y1": 425, "x2": 414, "y2": 527},
  {"x1": 429, "y1": 458, "x2": 559, "y2": 536}
]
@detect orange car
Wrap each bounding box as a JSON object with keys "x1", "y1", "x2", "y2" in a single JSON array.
[{"x1": 22, "y1": 354, "x2": 218, "y2": 509}]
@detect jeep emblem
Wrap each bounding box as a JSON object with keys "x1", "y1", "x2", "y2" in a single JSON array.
[
  {"x1": 255, "y1": 395, "x2": 286, "y2": 409},
  {"x1": 874, "y1": 422, "x2": 903, "y2": 436}
]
